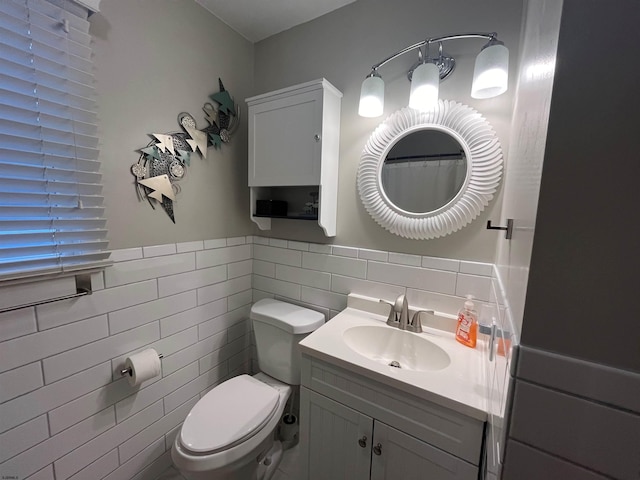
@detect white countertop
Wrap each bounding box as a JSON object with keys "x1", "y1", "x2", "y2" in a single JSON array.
[{"x1": 299, "y1": 295, "x2": 489, "y2": 421}]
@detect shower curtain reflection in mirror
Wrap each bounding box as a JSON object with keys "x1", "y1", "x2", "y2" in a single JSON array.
[{"x1": 381, "y1": 153, "x2": 466, "y2": 213}]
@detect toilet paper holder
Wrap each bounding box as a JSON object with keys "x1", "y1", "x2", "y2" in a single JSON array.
[{"x1": 120, "y1": 353, "x2": 163, "y2": 377}]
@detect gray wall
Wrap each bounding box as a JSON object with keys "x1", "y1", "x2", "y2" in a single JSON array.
[
  {"x1": 504, "y1": 2, "x2": 640, "y2": 476},
  {"x1": 521, "y1": 0, "x2": 640, "y2": 373},
  {"x1": 253, "y1": 0, "x2": 524, "y2": 261},
  {"x1": 91, "y1": 0, "x2": 256, "y2": 250}
]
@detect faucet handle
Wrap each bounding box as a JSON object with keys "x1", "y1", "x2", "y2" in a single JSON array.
[
  {"x1": 379, "y1": 299, "x2": 398, "y2": 326},
  {"x1": 407, "y1": 310, "x2": 434, "y2": 333}
]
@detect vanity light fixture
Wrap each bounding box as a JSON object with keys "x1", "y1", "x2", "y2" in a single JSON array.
[
  {"x1": 358, "y1": 32, "x2": 509, "y2": 117},
  {"x1": 358, "y1": 71, "x2": 385, "y2": 117},
  {"x1": 408, "y1": 44, "x2": 440, "y2": 111}
]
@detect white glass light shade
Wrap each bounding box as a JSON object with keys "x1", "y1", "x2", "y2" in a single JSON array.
[
  {"x1": 358, "y1": 74, "x2": 384, "y2": 117},
  {"x1": 409, "y1": 62, "x2": 439, "y2": 111},
  {"x1": 471, "y1": 43, "x2": 509, "y2": 99}
]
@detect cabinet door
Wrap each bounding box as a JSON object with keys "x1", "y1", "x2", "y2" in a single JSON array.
[
  {"x1": 300, "y1": 387, "x2": 372, "y2": 480},
  {"x1": 370, "y1": 422, "x2": 478, "y2": 480},
  {"x1": 248, "y1": 89, "x2": 323, "y2": 186}
]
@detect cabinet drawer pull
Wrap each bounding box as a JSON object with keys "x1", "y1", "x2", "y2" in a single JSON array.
[
  {"x1": 373, "y1": 443, "x2": 382, "y2": 456},
  {"x1": 314, "y1": 134, "x2": 321, "y2": 142},
  {"x1": 358, "y1": 436, "x2": 367, "y2": 448}
]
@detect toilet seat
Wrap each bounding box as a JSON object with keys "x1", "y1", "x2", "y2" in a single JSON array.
[{"x1": 180, "y1": 375, "x2": 280, "y2": 454}]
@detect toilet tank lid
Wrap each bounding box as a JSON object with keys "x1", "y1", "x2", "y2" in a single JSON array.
[{"x1": 250, "y1": 299, "x2": 325, "y2": 334}]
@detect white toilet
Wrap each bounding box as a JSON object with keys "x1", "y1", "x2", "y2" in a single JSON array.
[{"x1": 171, "y1": 299, "x2": 324, "y2": 480}]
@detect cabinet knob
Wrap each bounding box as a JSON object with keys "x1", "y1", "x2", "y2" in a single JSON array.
[
  {"x1": 314, "y1": 134, "x2": 321, "y2": 142},
  {"x1": 373, "y1": 443, "x2": 382, "y2": 456},
  {"x1": 358, "y1": 435, "x2": 367, "y2": 448}
]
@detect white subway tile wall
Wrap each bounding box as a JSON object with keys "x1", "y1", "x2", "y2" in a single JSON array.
[
  {"x1": 388, "y1": 252, "x2": 422, "y2": 267},
  {"x1": 331, "y1": 245, "x2": 358, "y2": 258},
  {"x1": 110, "y1": 248, "x2": 144, "y2": 263},
  {"x1": 0, "y1": 237, "x2": 253, "y2": 480},
  {"x1": 0, "y1": 363, "x2": 43, "y2": 404},
  {"x1": 267, "y1": 238, "x2": 288, "y2": 248},
  {"x1": 0, "y1": 276, "x2": 77, "y2": 312},
  {"x1": 0, "y1": 235, "x2": 496, "y2": 480},
  {"x1": 142, "y1": 244, "x2": 177, "y2": 258},
  {"x1": 104, "y1": 254, "x2": 196, "y2": 288},
  {"x1": 357, "y1": 248, "x2": 388, "y2": 262},
  {"x1": 252, "y1": 237, "x2": 494, "y2": 319},
  {"x1": 0, "y1": 308, "x2": 37, "y2": 342},
  {"x1": 484, "y1": 266, "x2": 518, "y2": 478},
  {"x1": 175, "y1": 241, "x2": 204, "y2": 254},
  {"x1": 286, "y1": 240, "x2": 309, "y2": 251}
]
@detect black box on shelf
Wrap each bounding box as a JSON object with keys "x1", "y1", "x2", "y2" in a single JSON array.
[{"x1": 256, "y1": 200, "x2": 288, "y2": 216}]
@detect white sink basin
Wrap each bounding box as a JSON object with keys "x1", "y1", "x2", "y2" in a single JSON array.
[
  {"x1": 342, "y1": 325, "x2": 451, "y2": 372},
  {"x1": 299, "y1": 297, "x2": 489, "y2": 420}
]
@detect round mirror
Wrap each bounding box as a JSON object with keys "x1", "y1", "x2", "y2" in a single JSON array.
[
  {"x1": 381, "y1": 129, "x2": 467, "y2": 214},
  {"x1": 358, "y1": 101, "x2": 503, "y2": 239}
]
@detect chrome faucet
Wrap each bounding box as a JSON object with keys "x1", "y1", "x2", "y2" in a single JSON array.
[
  {"x1": 407, "y1": 310, "x2": 434, "y2": 333},
  {"x1": 379, "y1": 298, "x2": 399, "y2": 327},
  {"x1": 380, "y1": 296, "x2": 433, "y2": 333},
  {"x1": 395, "y1": 294, "x2": 409, "y2": 330},
  {"x1": 380, "y1": 295, "x2": 409, "y2": 330}
]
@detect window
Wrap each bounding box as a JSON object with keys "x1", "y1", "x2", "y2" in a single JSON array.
[{"x1": 0, "y1": 0, "x2": 109, "y2": 283}]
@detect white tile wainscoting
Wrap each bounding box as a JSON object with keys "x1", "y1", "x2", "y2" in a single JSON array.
[
  {"x1": 251, "y1": 236, "x2": 495, "y2": 321},
  {"x1": 0, "y1": 237, "x2": 254, "y2": 480},
  {"x1": 0, "y1": 235, "x2": 502, "y2": 480}
]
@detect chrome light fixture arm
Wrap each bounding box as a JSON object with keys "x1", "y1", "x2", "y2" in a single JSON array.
[
  {"x1": 367, "y1": 32, "x2": 499, "y2": 74},
  {"x1": 358, "y1": 30, "x2": 508, "y2": 117},
  {"x1": 369, "y1": 39, "x2": 430, "y2": 72}
]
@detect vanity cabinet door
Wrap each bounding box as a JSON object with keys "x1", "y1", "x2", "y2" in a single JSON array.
[
  {"x1": 248, "y1": 88, "x2": 323, "y2": 187},
  {"x1": 300, "y1": 387, "x2": 372, "y2": 480},
  {"x1": 370, "y1": 421, "x2": 478, "y2": 480}
]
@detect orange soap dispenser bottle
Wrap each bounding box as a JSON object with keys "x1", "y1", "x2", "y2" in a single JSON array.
[{"x1": 455, "y1": 295, "x2": 478, "y2": 348}]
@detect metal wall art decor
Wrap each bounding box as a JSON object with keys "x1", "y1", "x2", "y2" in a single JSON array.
[{"x1": 131, "y1": 79, "x2": 239, "y2": 223}]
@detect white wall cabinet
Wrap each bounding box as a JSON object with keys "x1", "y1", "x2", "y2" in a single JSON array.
[
  {"x1": 246, "y1": 79, "x2": 342, "y2": 236},
  {"x1": 300, "y1": 355, "x2": 484, "y2": 480}
]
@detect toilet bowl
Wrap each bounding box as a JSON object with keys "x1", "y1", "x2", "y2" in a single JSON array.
[
  {"x1": 171, "y1": 299, "x2": 324, "y2": 480},
  {"x1": 171, "y1": 373, "x2": 290, "y2": 480}
]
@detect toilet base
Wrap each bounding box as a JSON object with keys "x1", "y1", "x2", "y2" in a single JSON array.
[
  {"x1": 180, "y1": 437, "x2": 285, "y2": 480},
  {"x1": 179, "y1": 434, "x2": 271, "y2": 480},
  {"x1": 257, "y1": 440, "x2": 283, "y2": 480}
]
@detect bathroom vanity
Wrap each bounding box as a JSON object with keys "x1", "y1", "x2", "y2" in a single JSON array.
[{"x1": 298, "y1": 295, "x2": 488, "y2": 479}]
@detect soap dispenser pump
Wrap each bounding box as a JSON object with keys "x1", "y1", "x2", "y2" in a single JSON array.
[{"x1": 455, "y1": 295, "x2": 478, "y2": 348}]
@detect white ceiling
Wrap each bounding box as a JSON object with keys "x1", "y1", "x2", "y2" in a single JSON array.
[{"x1": 195, "y1": 0, "x2": 357, "y2": 43}]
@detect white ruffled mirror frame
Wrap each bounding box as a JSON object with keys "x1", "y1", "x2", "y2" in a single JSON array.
[{"x1": 357, "y1": 101, "x2": 503, "y2": 239}]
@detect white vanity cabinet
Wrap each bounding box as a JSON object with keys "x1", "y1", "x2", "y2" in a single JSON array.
[
  {"x1": 300, "y1": 355, "x2": 484, "y2": 480},
  {"x1": 302, "y1": 389, "x2": 372, "y2": 479},
  {"x1": 245, "y1": 79, "x2": 342, "y2": 236}
]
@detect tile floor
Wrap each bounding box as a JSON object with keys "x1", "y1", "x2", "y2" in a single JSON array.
[
  {"x1": 272, "y1": 443, "x2": 301, "y2": 480},
  {"x1": 155, "y1": 467, "x2": 185, "y2": 480},
  {"x1": 156, "y1": 443, "x2": 301, "y2": 480}
]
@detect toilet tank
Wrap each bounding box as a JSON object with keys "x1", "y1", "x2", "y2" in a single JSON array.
[{"x1": 250, "y1": 299, "x2": 325, "y2": 385}]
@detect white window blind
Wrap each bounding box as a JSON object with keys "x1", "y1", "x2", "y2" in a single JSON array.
[{"x1": 0, "y1": 0, "x2": 109, "y2": 282}]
